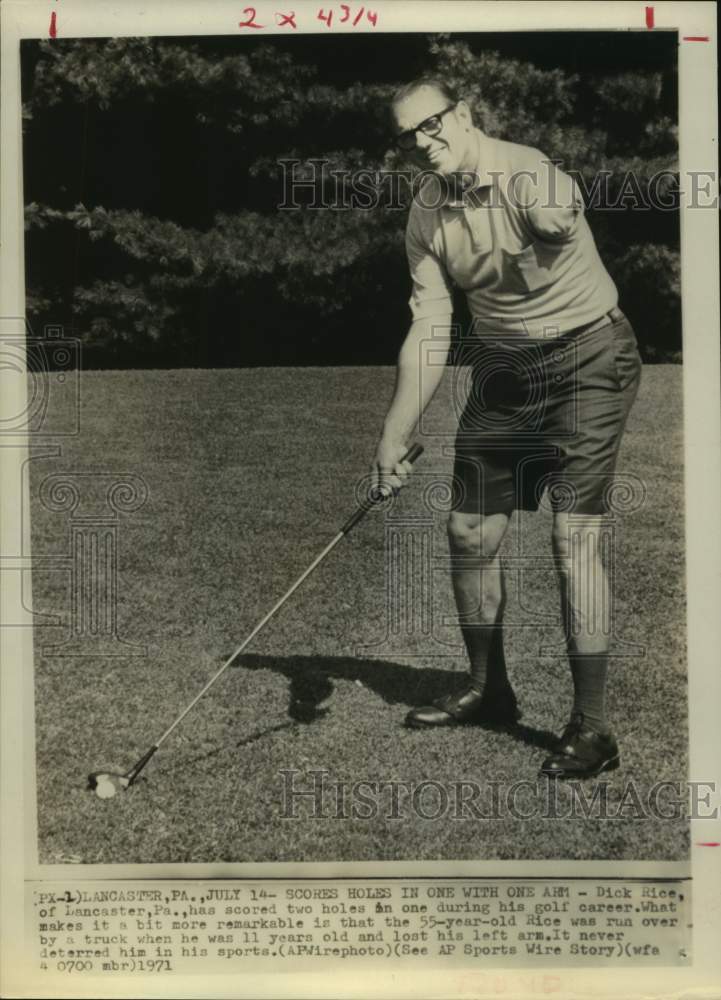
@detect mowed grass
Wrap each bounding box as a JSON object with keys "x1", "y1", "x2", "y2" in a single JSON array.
[{"x1": 30, "y1": 366, "x2": 687, "y2": 863}]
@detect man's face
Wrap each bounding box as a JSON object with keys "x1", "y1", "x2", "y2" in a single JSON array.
[{"x1": 392, "y1": 86, "x2": 475, "y2": 176}]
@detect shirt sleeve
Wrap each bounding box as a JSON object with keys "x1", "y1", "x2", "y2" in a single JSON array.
[
  {"x1": 517, "y1": 154, "x2": 585, "y2": 242},
  {"x1": 405, "y1": 208, "x2": 453, "y2": 321}
]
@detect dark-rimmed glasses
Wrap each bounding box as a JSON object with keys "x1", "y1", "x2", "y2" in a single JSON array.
[{"x1": 395, "y1": 103, "x2": 457, "y2": 152}]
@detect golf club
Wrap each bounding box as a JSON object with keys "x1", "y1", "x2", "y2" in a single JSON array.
[{"x1": 88, "y1": 442, "x2": 424, "y2": 797}]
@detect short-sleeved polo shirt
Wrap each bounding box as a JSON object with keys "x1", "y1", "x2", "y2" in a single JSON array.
[{"x1": 406, "y1": 129, "x2": 618, "y2": 338}]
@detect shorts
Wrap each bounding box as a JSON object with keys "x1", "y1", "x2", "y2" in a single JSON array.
[{"x1": 452, "y1": 311, "x2": 643, "y2": 516}]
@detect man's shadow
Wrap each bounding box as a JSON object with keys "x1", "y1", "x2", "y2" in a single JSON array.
[{"x1": 229, "y1": 652, "x2": 558, "y2": 752}]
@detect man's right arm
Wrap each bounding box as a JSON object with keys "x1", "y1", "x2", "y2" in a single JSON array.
[
  {"x1": 372, "y1": 313, "x2": 452, "y2": 493},
  {"x1": 372, "y1": 203, "x2": 453, "y2": 492}
]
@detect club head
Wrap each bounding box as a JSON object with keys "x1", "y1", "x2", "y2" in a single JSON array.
[{"x1": 87, "y1": 770, "x2": 130, "y2": 798}]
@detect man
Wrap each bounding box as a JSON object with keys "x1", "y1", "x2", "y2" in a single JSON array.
[{"x1": 372, "y1": 78, "x2": 642, "y2": 779}]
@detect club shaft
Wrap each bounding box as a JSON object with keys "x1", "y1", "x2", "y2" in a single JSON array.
[
  {"x1": 154, "y1": 530, "x2": 345, "y2": 748},
  {"x1": 150, "y1": 442, "x2": 424, "y2": 755},
  {"x1": 125, "y1": 745, "x2": 159, "y2": 785}
]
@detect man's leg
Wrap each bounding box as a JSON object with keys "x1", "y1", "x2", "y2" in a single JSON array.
[
  {"x1": 448, "y1": 511, "x2": 513, "y2": 697},
  {"x1": 553, "y1": 512, "x2": 610, "y2": 730},
  {"x1": 405, "y1": 511, "x2": 518, "y2": 728},
  {"x1": 540, "y1": 511, "x2": 619, "y2": 776}
]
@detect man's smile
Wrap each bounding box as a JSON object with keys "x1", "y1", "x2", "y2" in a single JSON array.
[{"x1": 423, "y1": 147, "x2": 447, "y2": 166}]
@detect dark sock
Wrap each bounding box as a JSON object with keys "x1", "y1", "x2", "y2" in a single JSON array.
[
  {"x1": 464, "y1": 623, "x2": 512, "y2": 697},
  {"x1": 570, "y1": 653, "x2": 609, "y2": 733}
]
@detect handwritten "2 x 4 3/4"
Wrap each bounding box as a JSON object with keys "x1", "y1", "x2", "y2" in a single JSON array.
[{"x1": 239, "y1": 5, "x2": 379, "y2": 30}]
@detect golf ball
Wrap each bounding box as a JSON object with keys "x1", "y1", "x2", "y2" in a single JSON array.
[{"x1": 95, "y1": 779, "x2": 117, "y2": 799}]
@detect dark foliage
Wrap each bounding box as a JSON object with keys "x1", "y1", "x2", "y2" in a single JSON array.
[{"x1": 22, "y1": 32, "x2": 680, "y2": 366}]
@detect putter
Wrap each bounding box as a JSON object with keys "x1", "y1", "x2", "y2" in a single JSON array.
[{"x1": 88, "y1": 443, "x2": 424, "y2": 797}]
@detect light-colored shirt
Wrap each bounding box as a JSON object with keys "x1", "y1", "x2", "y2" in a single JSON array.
[{"x1": 406, "y1": 128, "x2": 618, "y2": 338}]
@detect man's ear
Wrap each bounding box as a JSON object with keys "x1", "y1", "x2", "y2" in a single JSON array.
[{"x1": 455, "y1": 100, "x2": 474, "y2": 128}]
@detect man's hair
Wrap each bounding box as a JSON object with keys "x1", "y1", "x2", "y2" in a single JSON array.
[{"x1": 390, "y1": 77, "x2": 461, "y2": 110}]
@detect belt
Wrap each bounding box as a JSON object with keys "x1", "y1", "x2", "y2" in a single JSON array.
[{"x1": 566, "y1": 306, "x2": 625, "y2": 338}]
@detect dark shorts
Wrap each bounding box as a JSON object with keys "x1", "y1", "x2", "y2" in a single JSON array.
[{"x1": 452, "y1": 310, "x2": 642, "y2": 516}]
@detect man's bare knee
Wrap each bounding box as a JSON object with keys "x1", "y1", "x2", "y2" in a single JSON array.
[{"x1": 448, "y1": 512, "x2": 508, "y2": 559}]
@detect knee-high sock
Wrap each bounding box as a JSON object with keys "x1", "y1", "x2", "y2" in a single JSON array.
[
  {"x1": 569, "y1": 653, "x2": 609, "y2": 733},
  {"x1": 461, "y1": 619, "x2": 509, "y2": 694}
]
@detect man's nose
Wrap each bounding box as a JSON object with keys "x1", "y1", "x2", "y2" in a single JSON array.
[{"x1": 415, "y1": 131, "x2": 435, "y2": 151}]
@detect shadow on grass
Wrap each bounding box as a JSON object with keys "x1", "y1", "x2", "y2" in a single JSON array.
[
  {"x1": 163, "y1": 720, "x2": 300, "y2": 776},
  {"x1": 227, "y1": 652, "x2": 559, "y2": 753},
  {"x1": 138, "y1": 652, "x2": 560, "y2": 782}
]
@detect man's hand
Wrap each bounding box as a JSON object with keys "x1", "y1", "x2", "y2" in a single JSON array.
[{"x1": 371, "y1": 438, "x2": 414, "y2": 498}]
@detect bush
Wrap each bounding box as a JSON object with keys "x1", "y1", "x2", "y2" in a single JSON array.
[
  {"x1": 22, "y1": 33, "x2": 680, "y2": 366},
  {"x1": 609, "y1": 244, "x2": 681, "y2": 362}
]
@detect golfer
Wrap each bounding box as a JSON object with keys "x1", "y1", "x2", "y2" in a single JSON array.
[{"x1": 372, "y1": 79, "x2": 642, "y2": 779}]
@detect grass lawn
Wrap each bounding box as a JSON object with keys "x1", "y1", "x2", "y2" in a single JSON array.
[{"x1": 30, "y1": 365, "x2": 687, "y2": 863}]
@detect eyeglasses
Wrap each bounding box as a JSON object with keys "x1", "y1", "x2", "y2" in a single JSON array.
[{"x1": 395, "y1": 103, "x2": 457, "y2": 152}]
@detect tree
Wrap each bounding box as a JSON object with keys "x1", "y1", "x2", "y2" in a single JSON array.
[{"x1": 22, "y1": 33, "x2": 680, "y2": 366}]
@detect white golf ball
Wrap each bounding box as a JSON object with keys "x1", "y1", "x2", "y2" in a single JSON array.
[{"x1": 95, "y1": 779, "x2": 117, "y2": 799}]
